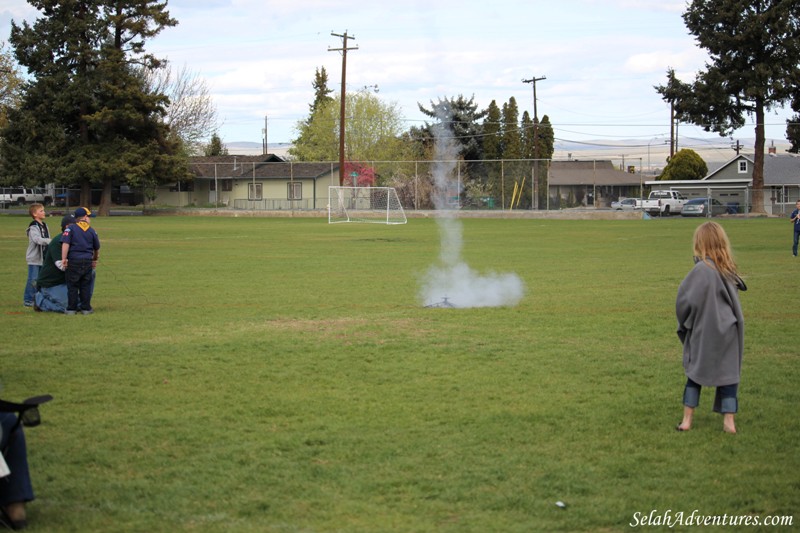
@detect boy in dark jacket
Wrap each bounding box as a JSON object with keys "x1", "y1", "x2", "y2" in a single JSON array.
[{"x1": 61, "y1": 207, "x2": 100, "y2": 315}]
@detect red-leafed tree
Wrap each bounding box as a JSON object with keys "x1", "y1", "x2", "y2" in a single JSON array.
[{"x1": 343, "y1": 162, "x2": 376, "y2": 186}]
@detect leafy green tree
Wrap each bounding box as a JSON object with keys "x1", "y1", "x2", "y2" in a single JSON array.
[
  {"x1": 655, "y1": 1, "x2": 800, "y2": 213},
  {"x1": 658, "y1": 148, "x2": 707, "y2": 181},
  {"x1": 203, "y1": 133, "x2": 229, "y2": 156},
  {"x1": 1, "y1": 0, "x2": 186, "y2": 214},
  {"x1": 786, "y1": 114, "x2": 800, "y2": 154},
  {"x1": 290, "y1": 88, "x2": 411, "y2": 177}
]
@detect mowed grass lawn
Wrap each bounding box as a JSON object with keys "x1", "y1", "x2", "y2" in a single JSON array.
[{"x1": 0, "y1": 214, "x2": 797, "y2": 532}]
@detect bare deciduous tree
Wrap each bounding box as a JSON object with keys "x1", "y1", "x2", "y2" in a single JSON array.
[
  {"x1": 141, "y1": 63, "x2": 219, "y2": 155},
  {"x1": 0, "y1": 41, "x2": 24, "y2": 130}
]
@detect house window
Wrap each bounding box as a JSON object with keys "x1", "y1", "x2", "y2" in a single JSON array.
[
  {"x1": 738, "y1": 160, "x2": 747, "y2": 173},
  {"x1": 288, "y1": 182, "x2": 302, "y2": 200},
  {"x1": 210, "y1": 180, "x2": 232, "y2": 192},
  {"x1": 248, "y1": 183, "x2": 262, "y2": 200}
]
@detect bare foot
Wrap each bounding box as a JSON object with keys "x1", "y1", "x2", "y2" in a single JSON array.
[
  {"x1": 676, "y1": 406, "x2": 694, "y2": 431},
  {"x1": 723, "y1": 414, "x2": 736, "y2": 434},
  {"x1": 3, "y1": 502, "x2": 26, "y2": 527}
]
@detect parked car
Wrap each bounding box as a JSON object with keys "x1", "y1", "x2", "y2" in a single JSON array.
[
  {"x1": 0, "y1": 187, "x2": 52, "y2": 206},
  {"x1": 635, "y1": 190, "x2": 688, "y2": 215},
  {"x1": 611, "y1": 198, "x2": 639, "y2": 210},
  {"x1": 680, "y1": 197, "x2": 727, "y2": 217}
]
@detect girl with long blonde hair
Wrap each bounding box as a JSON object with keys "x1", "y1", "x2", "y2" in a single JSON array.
[{"x1": 676, "y1": 222, "x2": 746, "y2": 434}]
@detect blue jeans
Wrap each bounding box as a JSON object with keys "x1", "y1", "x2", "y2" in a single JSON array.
[
  {"x1": 0, "y1": 413, "x2": 34, "y2": 506},
  {"x1": 683, "y1": 378, "x2": 738, "y2": 414},
  {"x1": 35, "y1": 272, "x2": 95, "y2": 313},
  {"x1": 23, "y1": 265, "x2": 40, "y2": 305},
  {"x1": 793, "y1": 230, "x2": 799, "y2": 256}
]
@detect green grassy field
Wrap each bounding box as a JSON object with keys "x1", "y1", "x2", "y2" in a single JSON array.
[{"x1": 0, "y1": 214, "x2": 797, "y2": 532}]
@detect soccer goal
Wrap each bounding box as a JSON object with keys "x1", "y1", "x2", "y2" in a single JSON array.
[{"x1": 328, "y1": 186, "x2": 407, "y2": 225}]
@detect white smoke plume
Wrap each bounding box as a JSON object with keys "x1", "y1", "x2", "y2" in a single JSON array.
[{"x1": 419, "y1": 111, "x2": 525, "y2": 308}]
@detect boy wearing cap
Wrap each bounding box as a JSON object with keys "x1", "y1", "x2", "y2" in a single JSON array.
[
  {"x1": 34, "y1": 214, "x2": 96, "y2": 312},
  {"x1": 61, "y1": 207, "x2": 100, "y2": 315},
  {"x1": 23, "y1": 203, "x2": 51, "y2": 307}
]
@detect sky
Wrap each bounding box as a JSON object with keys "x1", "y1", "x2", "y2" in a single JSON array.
[{"x1": 0, "y1": 0, "x2": 795, "y2": 162}]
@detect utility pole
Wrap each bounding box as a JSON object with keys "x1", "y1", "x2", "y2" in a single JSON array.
[
  {"x1": 669, "y1": 101, "x2": 675, "y2": 159},
  {"x1": 329, "y1": 31, "x2": 358, "y2": 185},
  {"x1": 522, "y1": 75, "x2": 546, "y2": 209},
  {"x1": 731, "y1": 138, "x2": 742, "y2": 155},
  {"x1": 262, "y1": 115, "x2": 268, "y2": 155}
]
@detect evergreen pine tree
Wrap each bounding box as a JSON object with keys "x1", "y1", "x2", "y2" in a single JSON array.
[
  {"x1": 655, "y1": 1, "x2": 800, "y2": 213},
  {"x1": 1, "y1": 0, "x2": 185, "y2": 213},
  {"x1": 786, "y1": 115, "x2": 800, "y2": 154},
  {"x1": 482, "y1": 101, "x2": 503, "y2": 202},
  {"x1": 204, "y1": 133, "x2": 229, "y2": 156}
]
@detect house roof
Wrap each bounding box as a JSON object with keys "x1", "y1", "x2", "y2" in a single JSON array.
[
  {"x1": 704, "y1": 153, "x2": 800, "y2": 185},
  {"x1": 189, "y1": 155, "x2": 336, "y2": 180},
  {"x1": 704, "y1": 154, "x2": 754, "y2": 180},
  {"x1": 548, "y1": 160, "x2": 641, "y2": 186},
  {"x1": 763, "y1": 153, "x2": 800, "y2": 185}
]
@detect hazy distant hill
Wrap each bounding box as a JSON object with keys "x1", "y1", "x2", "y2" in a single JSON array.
[{"x1": 224, "y1": 139, "x2": 790, "y2": 167}]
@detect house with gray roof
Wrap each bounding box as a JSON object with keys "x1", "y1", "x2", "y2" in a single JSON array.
[
  {"x1": 646, "y1": 153, "x2": 800, "y2": 215},
  {"x1": 547, "y1": 160, "x2": 643, "y2": 208}
]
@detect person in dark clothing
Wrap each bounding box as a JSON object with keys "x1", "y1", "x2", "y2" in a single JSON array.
[
  {"x1": 0, "y1": 412, "x2": 34, "y2": 530},
  {"x1": 61, "y1": 207, "x2": 100, "y2": 315},
  {"x1": 34, "y1": 214, "x2": 95, "y2": 313},
  {"x1": 791, "y1": 199, "x2": 800, "y2": 257}
]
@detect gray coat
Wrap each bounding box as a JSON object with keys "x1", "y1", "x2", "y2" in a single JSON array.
[{"x1": 676, "y1": 259, "x2": 745, "y2": 387}]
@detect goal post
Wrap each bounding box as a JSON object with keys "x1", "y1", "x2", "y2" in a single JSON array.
[{"x1": 328, "y1": 186, "x2": 407, "y2": 225}]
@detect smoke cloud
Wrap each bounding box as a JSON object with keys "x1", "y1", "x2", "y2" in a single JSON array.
[{"x1": 419, "y1": 111, "x2": 525, "y2": 308}]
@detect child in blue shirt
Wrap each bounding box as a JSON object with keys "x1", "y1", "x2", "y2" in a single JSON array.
[
  {"x1": 792, "y1": 200, "x2": 800, "y2": 257},
  {"x1": 61, "y1": 207, "x2": 100, "y2": 314}
]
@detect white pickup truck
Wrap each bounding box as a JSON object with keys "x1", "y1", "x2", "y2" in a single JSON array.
[
  {"x1": 0, "y1": 187, "x2": 52, "y2": 206},
  {"x1": 636, "y1": 190, "x2": 688, "y2": 216}
]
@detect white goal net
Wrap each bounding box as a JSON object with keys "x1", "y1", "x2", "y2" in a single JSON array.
[{"x1": 328, "y1": 186, "x2": 407, "y2": 225}]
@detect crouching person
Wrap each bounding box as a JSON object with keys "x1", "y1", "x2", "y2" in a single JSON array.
[{"x1": 34, "y1": 214, "x2": 96, "y2": 313}]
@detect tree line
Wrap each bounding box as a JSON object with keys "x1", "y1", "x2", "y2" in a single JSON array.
[
  {"x1": 290, "y1": 67, "x2": 555, "y2": 209},
  {"x1": 2, "y1": 0, "x2": 798, "y2": 213},
  {"x1": 0, "y1": 0, "x2": 219, "y2": 215}
]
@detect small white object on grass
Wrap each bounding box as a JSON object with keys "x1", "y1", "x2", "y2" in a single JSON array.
[{"x1": 555, "y1": 501, "x2": 567, "y2": 509}]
